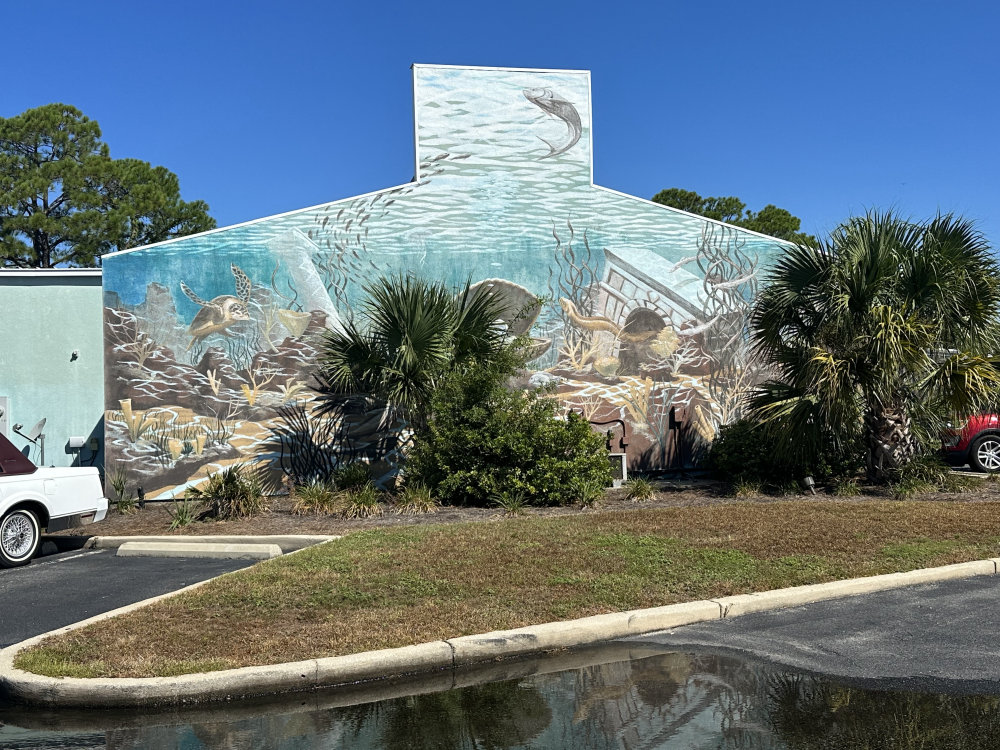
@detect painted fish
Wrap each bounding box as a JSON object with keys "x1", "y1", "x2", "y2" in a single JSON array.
[{"x1": 523, "y1": 87, "x2": 582, "y2": 159}]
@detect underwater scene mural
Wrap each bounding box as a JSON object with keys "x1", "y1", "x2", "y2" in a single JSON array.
[{"x1": 102, "y1": 64, "x2": 790, "y2": 498}]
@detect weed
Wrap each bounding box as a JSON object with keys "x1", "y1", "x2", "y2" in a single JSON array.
[
  {"x1": 576, "y1": 480, "x2": 605, "y2": 508},
  {"x1": 730, "y1": 479, "x2": 762, "y2": 498},
  {"x1": 890, "y1": 478, "x2": 936, "y2": 500},
  {"x1": 893, "y1": 455, "x2": 953, "y2": 486},
  {"x1": 109, "y1": 465, "x2": 137, "y2": 514},
  {"x1": 186, "y1": 464, "x2": 268, "y2": 520},
  {"x1": 167, "y1": 498, "x2": 197, "y2": 530},
  {"x1": 343, "y1": 482, "x2": 383, "y2": 518},
  {"x1": 833, "y1": 479, "x2": 861, "y2": 497},
  {"x1": 624, "y1": 477, "x2": 656, "y2": 502},
  {"x1": 941, "y1": 473, "x2": 986, "y2": 493},
  {"x1": 292, "y1": 480, "x2": 340, "y2": 515},
  {"x1": 394, "y1": 484, "x2": 438, "y2": 515},
  {"x1": 493, "y1": 491, "x2": 527, "y2": 516},
  {"x1": 774, "y1": 481, "x2": 801, "y2": 497}
]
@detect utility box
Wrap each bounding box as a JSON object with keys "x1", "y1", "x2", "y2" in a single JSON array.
[{"x1": 608, "y1": 453, "x2": 628, "y2": 487}]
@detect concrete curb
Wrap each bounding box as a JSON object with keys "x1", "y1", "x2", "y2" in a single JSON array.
[
  {"x1": 116, "y1": 542, "x2": 284, "y2": 560},
  {"x1": 87, "y1": 535, "x2": 339, "y2": 552},
  {"x1": 2, "y1": 557, "x2": 997, "y2": 708}
]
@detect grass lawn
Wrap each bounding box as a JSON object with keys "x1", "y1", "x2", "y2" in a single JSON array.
[{"x1": 18, "y1": 500, "x2": 1000, "y2": 678}]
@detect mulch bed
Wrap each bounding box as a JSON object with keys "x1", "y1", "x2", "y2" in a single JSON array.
[{"x1": 53, "y1": 475, "x2": 999, "y2": 539}]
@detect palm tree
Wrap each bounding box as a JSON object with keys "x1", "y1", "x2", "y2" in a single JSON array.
[
  {"x1": 318, "y1": 274, "x2": 508, "y2": 430},
  {"x1": 747, "y1": 211, "x2": 1000, "y2": 481}
]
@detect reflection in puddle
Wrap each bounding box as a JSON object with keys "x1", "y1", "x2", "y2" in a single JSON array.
[{"x1": 4, "y1": 648, "x2": 1000, "y2": 749}]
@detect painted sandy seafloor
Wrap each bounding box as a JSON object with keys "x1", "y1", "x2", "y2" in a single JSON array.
[{"x1": 102, "y1": 65, "x2": 790, "y2": 499}]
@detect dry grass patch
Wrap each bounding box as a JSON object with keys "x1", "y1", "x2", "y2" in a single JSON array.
[{"x1": 18, "y1": 501, "x2": 1000, "y2": 678}]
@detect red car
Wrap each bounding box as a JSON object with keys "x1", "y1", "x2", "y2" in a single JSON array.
[{"x1": 942, "y1": 414, "x2": 1000, "y2": 472}]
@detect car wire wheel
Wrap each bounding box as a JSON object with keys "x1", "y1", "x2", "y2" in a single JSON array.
[{"x1": 0, "y1": 509, "x2": 39, "y2": 567}]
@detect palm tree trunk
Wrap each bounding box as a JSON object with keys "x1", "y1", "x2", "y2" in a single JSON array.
[{"x1": 865, "y1": 406, "x2": 919, "y2": 481}]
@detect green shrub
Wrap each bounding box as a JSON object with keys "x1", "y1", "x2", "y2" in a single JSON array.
[
  {"x1": 408, "y1": 356, "x2": 612, "y2": 507},
  {"x1": 890, "y1": 477, "x2": 936, "y2": 500},
  {"x1": 576, "y1": 480, "x2": 605, "y2": 508},
  {"x1": 890, "y1": 455, "x2": 984, "y2": 496},
  {"x1": 109, "y1": 464, "x2": 137, "y2": 515},
  {"x1": 167, "y1": 498, "x2": 196, "y2": 529},
  {"x1": 833, "y1": 479, "x2": 861, "y2": 497},
  {"x1": 708, "y1": 418, "x2": 862, "y2": 486},
  {"x1": 292, "y1": 480, "x2": 339, "y2": 515},
  {"x1": 624, "y1": 477, "x2": 656, "y2": 502},
  {"x1": 186, "y1": 464, "x2": 267, "y2": 520},
  {"x1": 394, "y1": 483, "x2": 438, "y2": 515},
  {"x1": 891, "y1": 455, "x2": 951, "y2": 485},
  {"x1": 942, "y1": 473, "x2": 985, "y2": 493},
  {"x1": 730, "y1": 478, "x2": 762, "y2": 498},
  {"x1": 334, "y1": 461, "x2": 372, "y2": 491},
  {"x1": 343, "y1": 482, "x2": 383, "y2": 518},
  {"x1": 493, "y1": 490, "x2": 527, "y2": 516}
]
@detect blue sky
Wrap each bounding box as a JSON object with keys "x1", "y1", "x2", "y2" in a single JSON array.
[{"x1": 3, "y1": 0, "x2": 998, "y2": 245}]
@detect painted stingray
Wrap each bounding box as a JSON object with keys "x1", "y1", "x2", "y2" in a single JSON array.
[
  {"x1": 523, "y1": 87, "x2": 582, "y2": 159},
  {"x1": 180, "y1": 264, "x2": 252, "y2": 348}
]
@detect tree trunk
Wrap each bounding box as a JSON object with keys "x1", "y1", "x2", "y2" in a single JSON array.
[{"x1": 865, "y1": 406, "x2": 919, "y2": 482}]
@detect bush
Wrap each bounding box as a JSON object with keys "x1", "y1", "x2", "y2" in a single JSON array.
[
  {"x1": 394, "y1": 483, "x2": 437, "y2": 515},
  {"x1": 167, "y1": 498, "x2": 196, "y2": 529},
  {"x1": 292, "y1": 480, "x2": 339, "y2": 515},
  {"x1": 407, "y1": 355, "x2": 612, "y2": 506},
  {"x1": 624, "y1": 477, "x2": 656, "y2": 502},
  {"x1": 708, "y1": 418, "x2": 862, "y2": 486},
  {"x1": 334, "y1": 461, "x2": 372, "y2": 491},
  {"x1": 186, "y1": 464, "x2": 268, "y2": 520},
  {"x1": 343, "y1": 482, "x2": 383, "y2": 518},
  {"x1": 109, "y1": 464, "x2": 137, "y2": 515}
]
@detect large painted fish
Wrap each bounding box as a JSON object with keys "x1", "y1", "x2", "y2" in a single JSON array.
[{"x1": 523, "y1": 87, "x2": 582, "y2": 159}]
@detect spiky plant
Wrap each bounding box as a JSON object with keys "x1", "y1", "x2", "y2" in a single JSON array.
[
  {"x1": 394, "y1": 483, "x2": 438, "y2": 515},
  {"x1": 186, "y1": 464, "x2": 267, "y2": 520},
  {"x1": 318, "y1": 274, "x2": 507, "y2": 430},
  {"x1": 749, "y1": 212, "x2": 1000, "y2": 482},
  {"x1": 624, "y1": 477, "x2": 656, "y2": 502}
]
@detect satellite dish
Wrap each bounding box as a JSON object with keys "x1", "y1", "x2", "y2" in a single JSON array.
[{"x1": 27, "y1": 418, "x2": 46, "y2": 441}]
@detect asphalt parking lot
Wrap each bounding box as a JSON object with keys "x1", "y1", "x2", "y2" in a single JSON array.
[
  {"x1": 0, "y1": 542, "x2": 255, "y2": 648},
  {"x1": 632, "y1": 574, "x2": 1000, "y2": 694}
]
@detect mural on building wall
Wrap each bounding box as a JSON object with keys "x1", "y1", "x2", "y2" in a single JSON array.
[{"x1": 102, "y1": 65, "x2": 789, "y2": 498}]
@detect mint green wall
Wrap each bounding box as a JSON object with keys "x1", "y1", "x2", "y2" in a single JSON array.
[{"x1": 0, "y1": 271, "x2": 104, "y2": 469}]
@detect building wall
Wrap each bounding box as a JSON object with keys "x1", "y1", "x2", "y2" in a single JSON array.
[
  {"x1": 102, "y1": 64, "x2": 791, "y2": 498},
  {"x1": 0, "y1": 270, "x2": 104, "y2": 469}
]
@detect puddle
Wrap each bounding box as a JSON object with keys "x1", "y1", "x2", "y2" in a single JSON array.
[{"x1": 3, "y1": 644, "x2": 1000, "y2": 749}]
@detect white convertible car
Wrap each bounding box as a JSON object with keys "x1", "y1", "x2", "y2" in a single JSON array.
[{"x1": 0, "y1": 432, "x2": 108, "y2": 567}]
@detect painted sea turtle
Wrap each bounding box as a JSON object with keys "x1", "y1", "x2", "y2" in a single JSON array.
[{"x1": 180, "y1": 264, "x2": 252, "y2": 348}]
